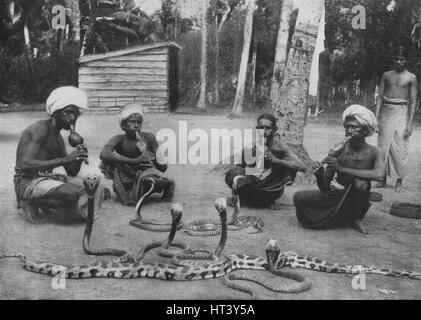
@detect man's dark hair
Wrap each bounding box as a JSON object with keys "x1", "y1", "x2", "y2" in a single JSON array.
[
  {"x1": 394, "y1": 46, "x2": 407, "y2": 59},
  {"x1": 257, "y1": 113, "x2": 277, "y2": 129}
]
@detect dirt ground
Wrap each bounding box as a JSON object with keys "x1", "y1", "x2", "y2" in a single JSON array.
[{"x1": 0, "y1": 111, "x2": 420, "y2": 300}]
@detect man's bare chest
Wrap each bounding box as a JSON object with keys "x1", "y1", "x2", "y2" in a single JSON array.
[
  {"x1": 40, "y1": 136, "x2": 63, "y2": 157},
  {"x1": 386, "y1": 73, "x2": 411, "y2": 89},
  {"x1": 339, "y1": 149, "x2": 374, "y2": 169},
  {"x1": 119, "y1": 139, "x2": 150, "y2": 157}
]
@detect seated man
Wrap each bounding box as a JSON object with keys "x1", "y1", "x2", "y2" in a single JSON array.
[
  {"x1": 14, "y1": 86, "x2": 105, "y2": 224},
  {"x1": 99, "y1": 103, "x2": 174, "y2": 206},
  {"x1": 225, "y1": 113, "x2": 307, "y2": 209},
  {"x1": 293, "y1": 105, "x2": 386, "y2": 234}
]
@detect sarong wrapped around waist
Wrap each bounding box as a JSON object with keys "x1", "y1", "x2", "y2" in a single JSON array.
[
  {"x1": 14, "y1": 169, "x2": 67, "y2": 201},
  {"x1": 293, "y1": 181, "x2": 370, "y2": 229},
  {"x1": 13, "y1": 169, "x2": 104, "y2": 219},
  {"x1": 101, "y1": 162, "x2": 168, "y2": 206},
  {"x1": 225, "y1": 165, "x2": 295, "y2": 207},
  {"x1": 378, "y1": 96, "x2": 410, "y2": 178}
]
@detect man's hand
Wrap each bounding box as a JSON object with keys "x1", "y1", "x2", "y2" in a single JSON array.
[
  {"x1": 66, "y1": 149, "x2": 88, "y2": 163},
  {"x1": 264, "y1": 150, "x2": 278, "y2": 164},
  {"x1": 132, "y1": 151, "x2": 155, "y2": 164},
  {"x1": 403, "y1": 125, "x2": 412, "y2": 139},
  {"x1": 322, "y1": 156, "x2": 341, "y2": 171}
]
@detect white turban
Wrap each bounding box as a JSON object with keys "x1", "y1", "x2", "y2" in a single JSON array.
[
  {"x1": 342, "y1": 104, "x2": 378, "y2": 136},
  {"x1": 118, "y1": 103, "x2": 146, "y2": 129},
  {"x1": 46, "y1": 86, "x2": 88, "y2": 115}
]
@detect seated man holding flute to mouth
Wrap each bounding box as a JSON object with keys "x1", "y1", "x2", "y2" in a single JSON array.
[
  {"x1": 14, "y1": 86, "x2": 105, "y2": 224},
  {"x1": 293, "y1": 105, "x2": 386, "y2": 234},
  {"x1": 99, "y1": 103, "x2": 175, "y2": 207}
]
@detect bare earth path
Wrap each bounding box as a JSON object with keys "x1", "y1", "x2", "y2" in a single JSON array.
[{"x1": 0, "y1": 112, "x2": 420, "y2": 300}]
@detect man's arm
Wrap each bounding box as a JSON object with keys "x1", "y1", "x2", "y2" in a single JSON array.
[
  {"x1": 326, "y1": 148, "x2": 386, "y2": 181},
  {"x1": 266, "y1": 139, "x2": 307, "y2": 172},
  {"x1": 406, "y1": 74, "x2": 418, "y2": 138},
  {"x1": 375, "y1": 73, "x2": 386, "y2": 119},
  {"x1": 19, "y1": 126, "x2": 84, "y2": 173},
  {"x1": 99, "y1": 135, "x2": 138, "y2": 165},
  {"x1": 147, "y1": 133, "x2": 168, "y2": 172}
]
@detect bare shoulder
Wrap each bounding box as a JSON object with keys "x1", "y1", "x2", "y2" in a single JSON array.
[
  {"x1": 383, "y1": 71, "x2": 394, "y2": 78},
  {"x1": 105, "y1": 134, "x2": 125, "y2": 145},
  {"x1": 408, "y1": 71, "x2": 417, "y2": 81},
  {"x1": 22, "y1": 119, "x2": 49, "y2": 141},
  {"x1": 275, "y1": 134, "x2": 291, "y2": 151},
  {"x1": 141, "y1": 131, "x2": 157, "y2": 141},
  {"x1": 369, "y1": 144, "x2": 385, "y2": 158}
]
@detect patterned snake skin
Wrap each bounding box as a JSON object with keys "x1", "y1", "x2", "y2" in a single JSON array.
[
  {"x1": 0, "y1": 199, "x2": 268, "y2": 281},
  {"x1": 265, "y1": 239, "x2": 421, "y2": 280},
  {"x1": 183, "y1": 195, "x2": 263, "y2": 236}
]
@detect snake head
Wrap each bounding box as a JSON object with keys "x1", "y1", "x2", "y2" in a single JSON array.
[
  {"x1": 265, "y1": 238, "x2": 281, "y2": 267},
  {"x1": 83, "y1": 173, "x2": 101, "y2": 197},
  {"x1": 170, "y1": 203, "x2": 183, "y2": 221},
  {"x1": 214, "y1": 197, "x2": 227, "y2": 216}
]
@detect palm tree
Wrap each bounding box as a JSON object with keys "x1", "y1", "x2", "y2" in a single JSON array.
[
  {"x1": 270, "y1": 0, "x2": 293, "y2": 108},
  {"x1": 231, "y1": 0, "x2": 255, "y2": 115},
  {"x1": 274, "y1": 0, "x2": 325, "y2": 175},
  {"x1": 197, "y1": 0, "x2": 209, "y2": 110}
]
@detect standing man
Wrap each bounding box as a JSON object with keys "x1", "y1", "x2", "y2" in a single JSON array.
[
  {"x1": 375, "y1": 46, "x2": 418, "y2": 192},
  {"x1": 14, "y1": 86, "x2": 104, "y2": 224}
]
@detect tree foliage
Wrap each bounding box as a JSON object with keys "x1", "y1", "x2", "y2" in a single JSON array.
[{"x1": 326, "y1": 0, "x2": 421, "y2": 88}]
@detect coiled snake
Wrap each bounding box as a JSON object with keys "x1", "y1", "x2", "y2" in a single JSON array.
[
  {"x1": 135, "y1": 203, "x2": 191, "y2": 260},
  {"x1": 183, "y1": 194, "x2": 264, "y2": 236},
  {"x1": 129, "y1": 177, "x2": 183, "y2": 232},
  {"x1": 0, "y1": 176, "x2": 311, "y2": 299},
  {"x1": 1, "y1": 173, "x2": 418, "y2": 300}
]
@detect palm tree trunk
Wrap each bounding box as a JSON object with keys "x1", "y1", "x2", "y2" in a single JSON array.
[
  {"x1": 231, "y1": 0, "x2": 255, "y2": 115},
  {"x1": 214, "y1": 6, "x2": 230, "y2": 105},
  {"x1": 274, "y1": 0, "x2": 325, "y2": 174},
  {"x1": 270, "y1": 0, "x2": 293, "y2": 108},
  {"x1": 250, "y1": 39, "x2": 257, "y2": 104},
  {"x1": 64, "y1": 0, "x2": 81, "y2": 41},
  {"x1": 214, "y1": 16, "x2": 220, "y2": 105},
  {"x1": 197, "y1": 0, "x2": 209, "y2": 110}
]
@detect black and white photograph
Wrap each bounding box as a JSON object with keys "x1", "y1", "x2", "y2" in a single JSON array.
[{"x1": 0, "y1": 0, "x2": 420, "y2": 303}]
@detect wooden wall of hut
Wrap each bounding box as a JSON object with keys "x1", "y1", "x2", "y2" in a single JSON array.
[{"x1": 78, "y1": 42, "x2": 181, "y2": 113}]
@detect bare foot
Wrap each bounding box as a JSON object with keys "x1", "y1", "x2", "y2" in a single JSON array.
[
  {"x1": 375, "y1": 178, "x2": 386, "y2": 188},
  {"x1": 269, "y1": 202, "x2": 283, "y2": 210},
  {"x1": 352, "y1": 220, "x2": 370, "y2": 234},
  {"x1": 395, "y1": 179, "x2": 403, "y2": 193},
  {"x1": 20, "y1": 201, "x2": 48, "y2": 225}
]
